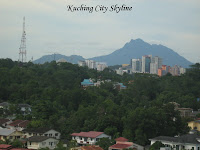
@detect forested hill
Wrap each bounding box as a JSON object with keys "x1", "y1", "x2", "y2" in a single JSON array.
[{"x1": 0, "y1": 58, "x2": 200, "y2": 146}]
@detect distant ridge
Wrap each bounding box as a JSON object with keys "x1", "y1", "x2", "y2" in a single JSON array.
[
  {"x1": 33, "y1": 54, "x2": 85, "y2": 64},
  {"x1": 90, "y1": 39, "x2": 193, "y2": 68},
  {"x1": 33, "y1": 39, "x2": 193, "y2": 68}
]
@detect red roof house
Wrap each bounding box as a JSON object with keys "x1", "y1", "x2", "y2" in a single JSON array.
[{"x1": 0, "y1": 144, "x2": 12, "y2": 150}]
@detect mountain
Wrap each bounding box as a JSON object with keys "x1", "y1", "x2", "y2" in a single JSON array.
[
  {"x1": 90, "y1": 39, "x2": 193, "y2": 68},
  {"x1": 33, "y1": 54, "x2": 85, "y2": 64}
]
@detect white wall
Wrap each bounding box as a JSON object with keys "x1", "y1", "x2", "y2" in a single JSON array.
[{"x1": 27, "y1": 138, "x2": 58, "y2": 150}]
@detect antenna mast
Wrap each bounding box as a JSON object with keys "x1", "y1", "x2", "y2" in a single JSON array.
[{"x1": 19, "y1": 17, "x2": 27, "y2": 62}]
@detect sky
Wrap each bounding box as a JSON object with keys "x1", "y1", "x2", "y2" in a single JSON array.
[{"x1": 0, "y1": 0, "x2": 200, "y2": 63}]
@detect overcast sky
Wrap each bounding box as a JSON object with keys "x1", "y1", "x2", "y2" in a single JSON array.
[{"x1": 0, "y1": 0, "x2": 200, "y2": 63}]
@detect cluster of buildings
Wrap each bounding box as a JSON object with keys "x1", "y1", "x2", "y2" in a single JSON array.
[
  {"x1": 0, "y1": 102, "x2": 31, "y2": 116},
  {"x1": 71, "y1": 132, "x2": 144, "y2": 150},
  {"x1": 78, "y1": 60, "x2": 108, "y2": 71},
  {"x1": 0, "y1": 118, "x2": 61, "y2": 150},
  {"x1": 80, "y1": 79, "x2": 127, "y2": 90},
  {"x1": 116, "y1": 55, "x2": 186, "y2": 76}
]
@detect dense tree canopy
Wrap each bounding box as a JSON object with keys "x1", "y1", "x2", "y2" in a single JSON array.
[{"x1": 0, "y1": 59, "x2": 200, "y2": 145}]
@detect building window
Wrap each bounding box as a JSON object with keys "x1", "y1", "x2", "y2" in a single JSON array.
[
  {"x1": 29, "y1": 142, "x2": 31, "y2": 145},
  {"x1": 192, "y1": 147, "x2": 194, "y2": 150},
  {"x1": 45, "y1": 134, "x2": 48, "y2": 136},
  {"x1": 55, "y1": 133, "x2": 58, "y2": 136},
  {"x1": 49, "y1": 142, "x2": 53, "y2": 146},
  {"x1": 198, "y1": 147, "x2": 200, "y2": 150},
  {"x1": 9, "y1": 136, "x2": 12, "y2": 139},
  {"x1": 49, "y1": 134, "x2": 52, "y2": 137}
]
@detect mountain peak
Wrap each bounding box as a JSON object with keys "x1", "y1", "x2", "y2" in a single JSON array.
[
  {"x1": 130, "y1": 38, "x2": 144, "y2": 43},
  {"x1": 90, "y1": 38, "x2": 192, "y2": 68}
]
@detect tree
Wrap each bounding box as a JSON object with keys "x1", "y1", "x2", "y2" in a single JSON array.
[
  {"x1": 150, "y1": 141, "x2": 165, "y2": 150},
  {"x1": 95, "y1": 138, "x2": 114, "y2": 150}
]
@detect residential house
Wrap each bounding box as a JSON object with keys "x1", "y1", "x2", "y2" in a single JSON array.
[
  {"x1": 81, "y1": 79, "x2": 94, "y2": 88},
  {"x1": 71, "y1": 131, "x2": 111, "y2": 145},
  {"x1": 0, "y1": 102, "x2": 10, "y2": 109},
  {"x1": 114, "y1": 83, "x2": 127, "y2": 91},
  {"x1": 23, "y1": 128, "x2": 61, "y2": 139},
  {"x1": 71, "y1": 145, "x2": 103, "y2": 150},
  {"x1": 11, "y1": 148, "x2": 31, "y2": 150},
  {"x1": 26, "y1": 136, "x2": 59, "y2": 150},
  {"x1": 188, "y1": 120, "x2": 200, "y2": 131},
  {"x1": 0, "y1": 144, "x2": 12, "y2": 150},
  {"x1": 18, "y1": 104, "x2": 31, "y2": 116},
  {"x1": 109, "y1": 137, "x2": 144, "y2": 150},
  {"x1": 0, "y1": 118, "x2": 12, "y2": 128},
  {"x1": 7, "y1": 120, "x2": 30, "y2": 131},
  {"x1": 149, "y1": 133, "x2": 200, "y2": 150},
  {"x1": 0, "y1": 128, "x2": 23, "y2": 141}
]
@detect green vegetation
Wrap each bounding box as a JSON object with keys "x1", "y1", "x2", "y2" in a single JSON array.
[
  {"x1": 0, "y1": 59, "x2": 200, "y2": 145},
  {"x1": 150, "y1": 141, "x2": 165, "y2": 150}
]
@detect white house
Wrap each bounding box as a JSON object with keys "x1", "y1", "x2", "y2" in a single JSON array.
[
  {"x1": 18, "y1": 104, "x2": 31, "y2": 115},
  {"x1": 27, "y1": 136, "x2": 59, "y2": 150},
  {"x1": 23, "y1": 128, "x2": 61, "y2": 139},
  {"x1": 149, "y1": 133, "x2": 200, "y2": 150},
  {"x1": 71, "y1": 131, "x2": 111, "y2": 145}
]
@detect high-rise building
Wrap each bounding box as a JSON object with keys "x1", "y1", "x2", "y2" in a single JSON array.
[
  {"x1": 131, "y1": 59, "x2": 142, "y2": 73},
  {"x1": 180, "y1": 67, "x2": 186, "y2": 74},
  {"x1": 142, "y1": 55, "x2": 152, "y2": 73},
  {"x1": 97, "y1": 63, "x2": 107, "y2": 71},
  {"x1": 78, "y1": 61, "x2": 86, "y2": 67},
  {"x1": 85, "y1": 60, "x2": 96, "y2": 69},
  {"x1": 150, "y1": 56, "x2": 162, "y2": 74},
  {"x1": 170, "y1": 65, "x2": 180, "y2": 76}
]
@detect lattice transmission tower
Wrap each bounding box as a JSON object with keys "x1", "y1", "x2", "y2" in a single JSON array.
[{"x1": 19, "y1": 17, "x2": 27, "y2": 62}]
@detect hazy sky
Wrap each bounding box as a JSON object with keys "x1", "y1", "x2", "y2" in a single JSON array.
[{"x1": 0, "y1": 0, "x2": 200, "y2": 63}]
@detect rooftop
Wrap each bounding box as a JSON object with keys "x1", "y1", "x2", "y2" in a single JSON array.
[
  {"x1": 18, "y1": 104, "x2": 31, "y2": 108},
  {"x1": 109, "y1": 144, "x2": 132, "y2": 149},
  {"x1": 23, "y1": 128, "x2": 55, "y2": 134},
  {"x1": 81, "y1": 79, "x2": 94, "y2": 86},
  {"x1": 150, "y1": 134, "x2": 200, "y2": 144},
  {"x1": 0, "y1": 128, "x2": 15, "y2": 136},
  {"x1": 115, "y1": 137, "x2": 129, "y2": 142},
  {"x1": 0, "y1": 118, "x2": 10, "y2": 125},
  {"x1": 0, "y1": 102, "x2": 10, "y2": 107},
  {"x1": 81, "y1": 145, "x2": 103, "y2": 150},
  {"x1": 0, "y1": 144, "x2": 12, "y2": 149},
  {"x1": 27, "y1": 136, "x2": 54, "y2": 142},
  {"x1": 8, "y1": 120, "x2": 30, "y2": 128},
  {"x1": 71, "y1": 131, "x2": 104, "y2": 138}
]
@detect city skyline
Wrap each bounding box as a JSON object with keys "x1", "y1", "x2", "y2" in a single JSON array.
[{"x1": 0, "y1": 0, "x2": 200, "y2": 63}]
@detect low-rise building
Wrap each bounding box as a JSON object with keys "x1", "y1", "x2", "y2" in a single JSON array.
[
  {"x1": 71, "y1": 131, "x2": 111, "y2": 145},
  {"x1": 81, "y1": 79, "x2": 94, "y2": 88},
  {"x1": 114, "y1": 83, "x2": 127, "y2": 91},
  {"x1": 0, "y1": 128, "x2": 22, "y2": 141},
  {"x1": 23, "y1": 128, "x2": 61, "y2": 139},
  {"x1": 7, "y1": 120, "x2": 30, "y2": 131},
  {"x1": 0, "y1": 118, "x2": 12, "y2": 128},
  {"x1": 26, "y1": 136, "x2": 58, "y2": 150},
  {"x1": 0, "y1": 144, "x2": 12, "y2": 150},
  {"x1": 71, "y1": 145, "x2": 103, "y2": 150},
  {"x1": 109, "y1": 137, "x2": 144, "y2": 150},
  {"x1": 18, "y1": 104, "x2": 31, "y2": 116},
  {"x1": 188, "y1": 120, "x2": 200, "y2": 131},
  {"x1": 149, "y1": 133, "x2": 200, "y2": 150}
]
